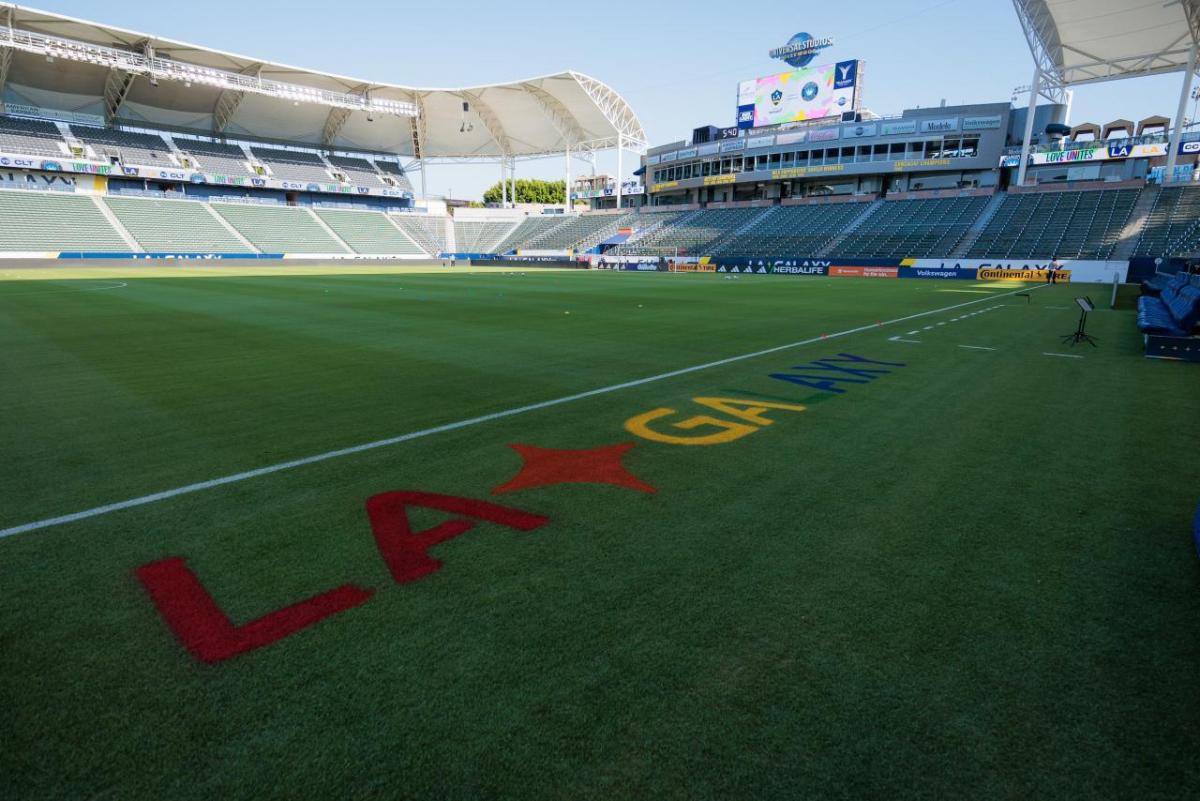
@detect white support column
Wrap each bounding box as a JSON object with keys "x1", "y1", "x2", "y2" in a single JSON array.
[
  {"x1": 616, "y1": 133, "x2": 624, "y2": 210},
  {"x1": 565, "y1": 143, "x2": 572, "y2": 213},
  {"x1": 509, "y1": 158, "x2": 517, "y2": 207},
  {"x1": 1166, "y1": 43, "x2": 1198, "y2": 181},
  {"x1": 419, "y1": 160, "x2": 427, "y2": 203},
  {"x1": 1015, "y1": 67, "x2": 1041, "y2": 190},
  {"x1": 501, "y1": 160, "x2": 507, "y2": 207}
]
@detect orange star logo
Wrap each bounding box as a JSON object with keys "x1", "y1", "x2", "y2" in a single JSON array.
[{"x1": 492, "y1": 443, "x2": 657, "y2": 495}]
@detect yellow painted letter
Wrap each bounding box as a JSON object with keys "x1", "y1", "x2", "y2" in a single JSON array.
[
  {"x1": 691, "y1": 398, "x2": 807, "y2": 426},
  {"x1": 624, "y1": 408, "x2": 759, "y2": 446}
]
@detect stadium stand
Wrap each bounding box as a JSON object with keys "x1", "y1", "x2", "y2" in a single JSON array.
[
  {"x1": 453, "y1": 220, "x2": 517, "y2": 253},
  {"x1": 829, "y1": 196, "x2": 990, "y2": 258},
  {"x1": 391, "y1": 214, "x2": 448, "y2": 254},
  {"x1": 522, "y1": 214, "x2": 630, "y2": 250},
  {"x1": 1133, "y1": 185, "x2": 1200, "y2": 256},
  {"x1": 966, "y1": 188, "x2": 1140, "y2": 259},
  {"x1": 0, "y1": 190, "x2": 129, "y2": 251},
  {"x1": 249, "y1": 147, "x2": 333, "y2": 183},
  {"x1": 103, "y1": 196, "x2": 250, "y2": 253},
  {"x1": 212, "y1": 202, "x2": 348, "y2": 253},
  {"x1": 712, "y1": 202, "x2": 870, "y2": 256},
  {"x1": 374, "y1": 160, "x2": 415, "y2": 191},
  {"x1": 70, "y1": 126, "x2": 175, "y2": 167},
  {"x1": 176, "y1": 139, "x2": 254, "y2": 176},
  {"x1": 614, "y1": 208, "x2": 763, "y2": 256},
  {"x1": 0, "y1": 115, "x2": 70, "y2": 157},
  {"x1": 315, "y1": 209, "x2": 424, "y2": 254},
  {"x1": 493, "y1": 216, "x2": 566, "y2": 253},
  {"x1": 327, "y1": 156, "x2": 386, "y2": 186}
]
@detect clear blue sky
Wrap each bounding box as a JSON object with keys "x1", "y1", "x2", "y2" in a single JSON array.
[{"x1": 34, "y1": 0, "x2": 1196, "y2": 199}]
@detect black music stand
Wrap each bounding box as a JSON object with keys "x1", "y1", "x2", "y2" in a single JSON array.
[{"x1": 1062, "y1": 296, "x2": 1098, "y2": 346}]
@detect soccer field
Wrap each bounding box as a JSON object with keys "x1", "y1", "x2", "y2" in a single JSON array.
[{"x1": 1, "y1": 266, "x2": 1197, "y2": 800}]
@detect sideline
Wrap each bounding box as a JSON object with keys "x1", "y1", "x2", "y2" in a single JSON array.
[{"x1": 0, "y1": 282, "x2": 1046, "y2": 539}]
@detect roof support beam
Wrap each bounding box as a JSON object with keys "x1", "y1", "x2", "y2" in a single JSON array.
[
  {"x1": 0, "y1": 45, "x2": 12, "y2": 103},
  {"x1": 569, "y1": 72, "x2": 646, "y2": 152},
  {"x1": 521, "y1": 81, "x2": 587, "y2": 148},
  {"x1": 460, "y1": 91, "x2": 512, "y2": 157},
  {"x1": 213, "y1": 64, "x2": 260, "y2": 134},
  {"x1": 102, "y1": 67, "x2": 136, "y2": 124}
]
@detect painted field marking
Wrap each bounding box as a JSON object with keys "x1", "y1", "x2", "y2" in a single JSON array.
[
  {"x1": 0, "y1": 281, "x2": 128, "y2": 297},
  {"x1": 1043, "y1": 352, "x2": 1083, "y2": 359},
  {"x1": 906, "y1": 330, "x2": 919, "y2": 335},
  {"x1": 888, "y1": 336, "x2": 922, "y2": 344},
  {"x1": 0, "y1": 282, "x2": 1047, "y2": 540},
  {"x1": 923, "y1": 325, "x2": 934, "y2": 330},
  {"x1": 959, "y1": 345, "x2": 997, "y2": 351}
]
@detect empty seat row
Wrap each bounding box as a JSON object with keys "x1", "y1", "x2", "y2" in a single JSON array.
[{"x1": 1137, "y1": 275, "x2": 1200, "y2": 336}]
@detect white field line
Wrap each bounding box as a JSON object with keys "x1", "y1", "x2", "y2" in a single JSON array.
[
  {"x1": 0, "y1": 281, "x2": 128, "y2": 297},
  {"x1": 959, "y1": 345, "x2": 997, "y2": 351},
  {"x1": 1043, "y1": 352, "x2": 1084, "y2": 359},
  {"x1": 0, "y1": 282, "x2": 1047, "y2": 539}
]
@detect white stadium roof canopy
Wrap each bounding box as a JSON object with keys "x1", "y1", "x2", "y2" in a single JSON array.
[
  {"x1": 1013, "y1": 0, "x2": 1200, "y2": 86},
  {"x1": 1010, "y1": 0, "x2": 1200, "y2": 183},
  {"x1": 0, "y1": 3, "x2": 646, "y2": 161}
]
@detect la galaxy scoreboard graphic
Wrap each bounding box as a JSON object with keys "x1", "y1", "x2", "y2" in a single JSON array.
[{"x1": 737, "y1": 60, "x2": 862, "y2": 129}]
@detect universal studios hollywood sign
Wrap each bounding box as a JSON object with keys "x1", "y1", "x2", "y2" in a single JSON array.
[{"x1": 769, "y1": 33, "x2": 835, "y2": 68}]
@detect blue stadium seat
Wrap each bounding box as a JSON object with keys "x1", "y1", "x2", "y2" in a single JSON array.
[{"x1": 1136, "y1": 283, "x2": 1200, "y2": 336}]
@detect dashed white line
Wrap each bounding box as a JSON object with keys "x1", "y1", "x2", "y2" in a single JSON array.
[{"x1": 959, "y1": 345, "x2": 997, "y2": 351}]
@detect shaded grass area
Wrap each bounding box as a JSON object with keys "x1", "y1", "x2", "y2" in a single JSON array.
[{"x1": 1, "y1": 270, "x2": 1197, "y2": 801}]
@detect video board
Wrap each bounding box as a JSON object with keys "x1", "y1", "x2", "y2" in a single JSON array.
[{"x1": 737, "y1": 60, "x2": 860, "y2": 129}]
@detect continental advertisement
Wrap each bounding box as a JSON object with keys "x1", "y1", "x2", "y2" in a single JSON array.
[{"x1": 976, "y1": 267, "x2": 1071, "y2": 282}]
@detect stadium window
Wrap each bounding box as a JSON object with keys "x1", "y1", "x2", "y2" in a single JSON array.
[
  {"x1": 701, "y1": 161, "x2": 711, "y2": 176},
  {"x1": 944, "y1": 139, "x2": 961, "y2": 157},
  {"x1": 840, "y1": 147, "x2": 853, "y2": 163},
  {"x1": 962, "y1": 137, "x2": 979, "y2": 157},
  {"x1": 890, "y1": 143, "x2": 905, "y2": 159},
  {"x1": 781, "y1": 152, "x2": 794, "y2": 167},
  {"x1": 770, "y1": 152, "x2": 782, "y2": 167},
  {"x1": 756, "y1": 155, "x2": 768, "y2": 170},
  {"x1": 924, "y1": 140, "x2": 940, "y2": 158}
]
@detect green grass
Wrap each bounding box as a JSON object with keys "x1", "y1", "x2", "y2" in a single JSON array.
[{"x1": 1, "y1": 267, "x2": 1197, "y2": 801}]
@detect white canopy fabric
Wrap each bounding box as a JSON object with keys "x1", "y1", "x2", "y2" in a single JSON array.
[
  {"x1": 0, "y1": 3, "x2": 646, "y2": 160},
  {"x1": 1013, "y1": 0, "x2": 1200, "y2": 86}
]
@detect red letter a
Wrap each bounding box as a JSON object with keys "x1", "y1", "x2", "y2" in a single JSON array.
[
  {"x1": 365, "y1": 491, "x2": 550, "y2": 584},
  {"x1": 136, "y1": 557, "x2": 372, "y2": 664}
]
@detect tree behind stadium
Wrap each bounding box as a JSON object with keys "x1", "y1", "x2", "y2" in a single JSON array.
[{"x1": 482, "y1": 179, "x2": 565, "y2": 205}]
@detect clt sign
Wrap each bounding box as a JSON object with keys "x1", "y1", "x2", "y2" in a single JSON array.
[{"x1": 769, "y1": 32, "x2": 834, "y2": 68}]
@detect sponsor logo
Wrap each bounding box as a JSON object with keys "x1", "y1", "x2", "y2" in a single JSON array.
[
  {"x1": 800, "y1": 82, "x2": 819, "y2": 102},
  {"x1": 1107, "y1": 141, "x2": 1132, "y2": 159},
  {"x1": 0, "y1": 156, "x2": 39, "y2": 169},
  {"x1": 1180, "y1": 140, "x2": 1200, "y2": 155},
  {"x1": 769, "y1": 32, "x2": 835, "y2": 69},
  {"x1": 977, "y1": 267, "x2": 1071, "y2": 282},
  {"x1": 771, "y1": 89, "x2": 785, "y2": 106}
]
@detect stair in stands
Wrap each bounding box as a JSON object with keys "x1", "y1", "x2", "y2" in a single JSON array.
[
  {"x1": 814, "y1": 199, "x2": 883, "y2": 257},
  {"x1": 90, "y1": 195, "x2": 142, "y2": 252},
  {"x1": 1111, "y1": 184, "x2": 1160, "y2": 260},
  {"x1": 950, "y1": 192, "x2": 1008, "y2": 257}
]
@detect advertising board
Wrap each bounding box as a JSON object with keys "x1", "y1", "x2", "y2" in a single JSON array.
[{"x1": 736, "y1": 60, "x2": 858, "y2": 129}]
